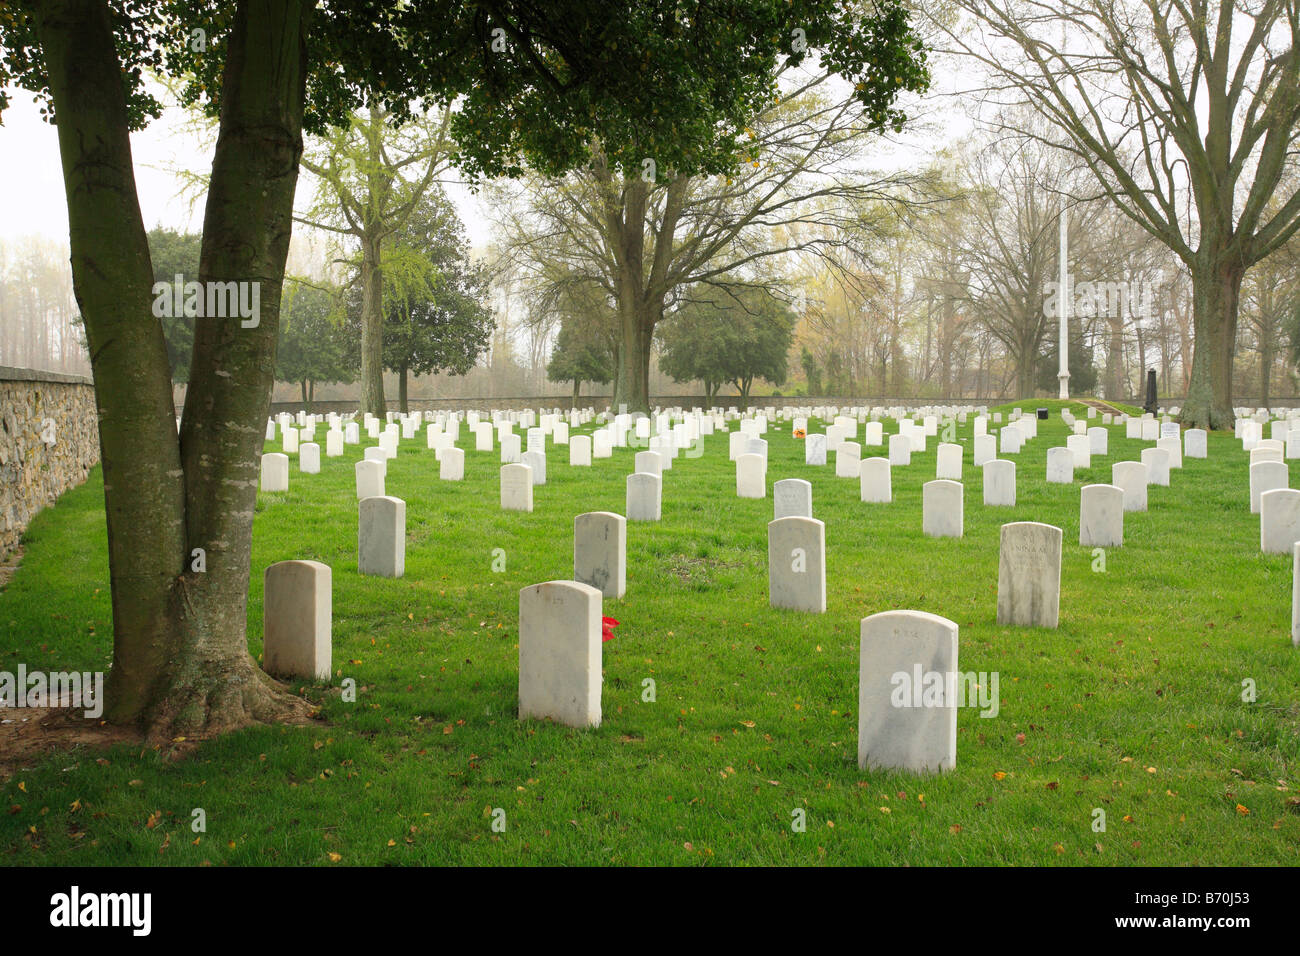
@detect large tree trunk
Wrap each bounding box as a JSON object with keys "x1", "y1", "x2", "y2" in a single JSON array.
[
  {"x1": 1182, "y1": 255, "x2": 1244, "y2": 430},
  {"x1": 36, "y1": 0, "x2": 188, "y2": 727},
  {"x1": 169, "y1": 0, "x2": 314, "y2": 737},
  {"x1": 39, "y1": 0, "x2": 315, "y2": 738},
  {"x1": 608, "y1": 345, "x2": 621, "y2": 405},
  {"x1": 398, "y1": 362, "x2": 409, "y2": 414},
  {"x1": 1015, "y1": 342, "x2": 1035, "y2": 400},
  {"x1": 359, "y1": 234, "x2": 385, "y2": 417},
  {"x1": 613, "y1": 294, "x2": 654, "y2": 412}
]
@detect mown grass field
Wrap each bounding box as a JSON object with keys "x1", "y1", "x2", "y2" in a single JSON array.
[{"x1": 1, "y1": 399, "x2": 1297, "y2": 865}]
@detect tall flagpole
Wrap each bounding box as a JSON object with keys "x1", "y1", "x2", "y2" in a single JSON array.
[{"x1": 1057, "y1": 14, "x2": 1070, "y2": 400}]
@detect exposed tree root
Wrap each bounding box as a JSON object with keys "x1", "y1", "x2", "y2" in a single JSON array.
[{"x1": 143, "y1": 657, "x2": 320, "y2": 744}]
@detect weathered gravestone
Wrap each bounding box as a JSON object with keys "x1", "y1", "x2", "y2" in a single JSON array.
[
  {"x1": 922, "y1": 479, "x2": 963, "y2": 538},
  {"x1": 983, "y1": 459, "x2": 1016, "y2": 506},
  {"x1": 1293, "y1": 543, "x2": 1300, "y2": 647},
  {"x1": 1260, "y1": 488, "x2": 1300, "y2": 554},
  {"x1": 1046, "y1": 447, "x2": 1074, "y2": 484},
  {"x1": 737, "y1": 453, "x2": 766, "y2": 498},
  {"x1": 439, "y1": 447, "x2": 465, "y2": 481},
  {"x1": 635, "y1": 451, "x2": 664, "y2": 477},
  {"x1": 888, "y1": 433, "x2": 912, "y2": 466},
  {"x1": 996, "y1": 522, "x2": 1062, "y2": 628},
  {"x1": 936, "y1": 442, "x2": 962, "y2": 480},
  {"x1": 1079, "y1": 484, "x2": 1123, "y2": 548},
  {"x1": 1141, "y1": 447, "x2": 1171, "y2": 487},
  {"x1": 768, "y1": 516, "x2": 826, "y2": 613},
  {"x1": 299, "y1": 442, "x2": 320, "y2": 474},
  {"x1": 1250, "y1": 460, "x2": 1288, "y2": 513},
  {"x1": 569, "y1": 435, "x2": 592, "y2": 467},
  {"x1": 518, "y1": 581, "x2": 602, "y2": 728},
  {"x1": 501, "y1": 463, "x2": 534, "y2": 512},
  {"x1": 1112, "y1": 461, "x2": 1149, "y2": 512},
  {"x1": 774, "y1": 478, "x2": 813, "y2": 519},
  {"x1": 574, "y1": 512, "x2": 626, "y2": 599},
  {"x1": 1066, "y1": 434, "x2": 1091, "y2": 469},
  {"x1": 522, "y1": 450, "x2": 547, "y2": 485},
  {"x1": 355, "y1": 459, "x2": 385, "y2": 499},
  {"x1": 804, "y1": 433, "x2": 828, "y2": 466},
  {"x1": 358, "y1": 496, "x2": 405, "y2": 577},
  {"x1": 857, "y1": 610, "x2": 958, "y2": 773},
  {"x1": 263, "y1": 560, "x2": 331, "y2": 680},
  {"x1": 859, "y1": 457, "x2": 891, "y2": 503},
  {"x1": 626, "y1": 472, "x2": 662, "y2": 521},
  {"x1": 1156, "y1": 436, "x2": 1182, "y2": 469},
  {"x1": 261, "y1": 452, "x2": 289, "y2": 492},
  {"x1": 835, "y1": 442, "x2": 861, "y2": 478}
]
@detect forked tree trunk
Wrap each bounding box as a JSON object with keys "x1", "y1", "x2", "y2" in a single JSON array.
[{"x1": 38, "y1": 0, "x2": 315, "y2": 738}]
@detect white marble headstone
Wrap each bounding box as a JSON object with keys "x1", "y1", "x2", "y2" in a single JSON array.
[
  {"x1": 768, "y1": 516, "x2": 826, "y2": 613},
  {"x1": 518, "y1": 581, "x2": 602, "y2": 729},
  {"x1": 358, "y1": 495, "x2": 405, "y2": 577},
  {"x1": 983, "y1": 459, "x2": 1015, "y2": 506},
  {"x1": 1079, "y1": 483, "x2": 1123, "y2": 548},
  {"x1": 773, "y1": 478, "x2": 813, "y2": 519},
  {"x1": 859, "y1": 457, "x2": 891, "y2": 504},
  {"x1": 574, "y1": 512, "x2": 626, "y2": 598},
  {"x1": 922, "y1": 479, "x2": 963, "y2": 538},
  {"x1": 996, "y1": 521, "x2": 1062, "y2": 628},
  {"x1": 263, "y1": 560, "x2": 331, "y2": 680},
  {"x1": 858, "y1": 610, "x2": 958, "y2": 773},
  {"x1": 1111, "y1": 461, "x2": 1148, "y2": 512}
]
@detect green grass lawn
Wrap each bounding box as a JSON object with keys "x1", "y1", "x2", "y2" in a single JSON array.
[{"x1": 2, "y1": 401, "x2": 1298, "y2": 865}]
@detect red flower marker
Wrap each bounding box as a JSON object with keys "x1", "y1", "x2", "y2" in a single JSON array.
[{"x1": 602, "y1": 616, "x2": 620, "y2": 642}]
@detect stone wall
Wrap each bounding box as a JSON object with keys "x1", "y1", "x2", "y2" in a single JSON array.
[{"x1": 0, "y1": 368, "x2": 100, "y2": 560}]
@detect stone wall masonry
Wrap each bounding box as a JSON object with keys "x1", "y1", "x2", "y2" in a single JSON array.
[{"x1": 1, "y1": 369, "x2": 100, "y2": 560}]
